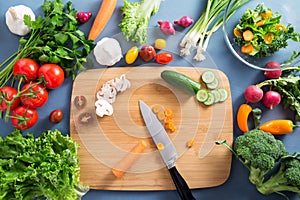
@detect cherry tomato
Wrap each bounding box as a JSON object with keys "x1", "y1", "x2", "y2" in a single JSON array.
[
  {"x1": 38, "y1": 63, "x2": 65, "y2": 89},
  {"x1": 20, "y1": 82, "x2": 48, "y2": 109},
  {"x1": 11, "y1": 106, "x2": 38, "y2": 130},
  {"x1": 140, "y1": 45, "x2": 156, "y2": 62},
  {"x1": 13, "y1": 58, "x2": 39, "y2": 82},
  {"x1": 155, "y1": 52, "x2": 173, "y2": 64},
  {"x1": 49, "y1": 109, "x2": 64, "y2": 124},
  {"x1": 0, "y1": 86, "x2": 20, "y2": 111}
]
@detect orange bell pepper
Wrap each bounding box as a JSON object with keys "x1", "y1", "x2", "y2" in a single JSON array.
[
  {"x1": 237, "y1": 104, "x2": 252, "y2": 132},
  {"x1": 259, "y1": 120, "x2": 299, "y2": 135}
]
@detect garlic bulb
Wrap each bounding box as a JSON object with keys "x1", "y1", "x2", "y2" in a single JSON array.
[{"x1": 5, "y1": 5, "x2": 35, "y2": 36}]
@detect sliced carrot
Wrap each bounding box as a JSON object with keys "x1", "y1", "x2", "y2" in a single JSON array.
[
  {"x1": 233, "y1": 28, "x2": 242, "y2": 37},
  {"x1": 164, "y1": 108, "x2": 174, "y2": 118},
  {"x1": 276, "y1": 24, "x2": 286, "y2": 31},
  {"x1": 157, "y1": 143, "x2": 164, "y2": 150},
  {"x1": 241, "y1": 44, "x2": 254, "y2": 54},
  {"x1": 88, "y1": 0, "x2": 117, "y2": 40},
  {"x1": 112, "y1": 140, "x2": 147, "y2": 178},
  {"x1": 242, "y1": 30, "x2": 254, "y2": 42},
  {"x1": 261, "y1": 10, "x2": 272, "y2": 19},
  {"x1": 264, "y1": 33, "x2": 274, "y2": 44},
  {"x1": 256, "y1": 20, "x2": 265, "y2": 27},
  {"x1": 187, "y1": 139, "x2": 195, "y2": 148}
]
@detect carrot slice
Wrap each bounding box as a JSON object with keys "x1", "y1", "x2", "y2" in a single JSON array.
[
  {"x1": 88, "y1": 0, "x2": 117, "y2": 40},
  {"x1": 233, "y1": 28, "x2": 242, "y2": 37},
  {"x1": 164, "y1": 108, "x2": 174, "y2": 118},
  {"x1": 264, "y1": 33, "x2": 274, "y2": 44},
  {"x1": 256, "y1": 20, "x2": 265, "y2": 27},
  {"x1": 112, "y1": 140, "x2": 147, "y2": 178},
  {"x1": 241, "y1": 44, "x2": 254, "y2": 54},
  {"x1": 243, "y1": 30, "x2": 254, "y2": 41},
  {"x1": 261, "y1": 10, "x2": 272, "y2": 19}
]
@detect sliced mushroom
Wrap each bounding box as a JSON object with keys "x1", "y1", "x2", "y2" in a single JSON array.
[{"x1": 95, "y1": 99, "x2": 113, "y2": 117}]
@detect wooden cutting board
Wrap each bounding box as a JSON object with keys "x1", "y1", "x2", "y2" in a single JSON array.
[{"x1": 70, "y1": 66, "x2": 233, "y2": 190}]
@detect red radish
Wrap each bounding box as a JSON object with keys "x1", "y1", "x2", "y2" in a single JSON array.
[
  {"x1": 244, "y1": 85, "x2": 264, "y2": 103},
  {"x1": 264, "y1": 61, "x2": 282, "y2": 79},
  {"x1": 174, "y1": 16, "x2": 194, "y2": 27},
  {"x1": 263, "y1": 90, "x2": 281, "y2": 109},
  {"x1": 76, "y1": 12, "x2": 92, "y2": 24},
  {"x1": 158, "y1": 21, "x2": 175, "y2": 35}
]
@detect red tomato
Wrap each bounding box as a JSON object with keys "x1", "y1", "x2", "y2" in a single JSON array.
[
  {"x1": 155, "y1": 52, "x2": 173, "y2": 64},
  {"x1": 38, "y1": 63, "x2": 64, "y2": 89},
  {"x1": 11, "y1": 106, "x2": 38, "y2": 130},
  {"x1": 0, "y1": 86, "x2": 20, "y2": 111},
  {"x1": 13, "y1": 58, "x2": 39, "y2": 82},
  {"x1": 20, "y1": 82, "x2": 48, "y2": 108},
  {"x1": 140, "y1": 45, "x2": 156, "y2": 62},
  {"x1": 49, "y1": 109, "x2": 64, "y2": 124}
]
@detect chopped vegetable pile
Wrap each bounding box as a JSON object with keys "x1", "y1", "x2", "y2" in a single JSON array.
[
  {"x1": 233, "y1": 4, "x2": 300, "y2": 58},
  {"x1": 0, "y1": 129, "x2": 88, "y2": 200}
]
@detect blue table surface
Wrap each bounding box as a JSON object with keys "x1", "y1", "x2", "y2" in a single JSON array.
[{"x1": 1, "y1": 0, "x2": 300, "y2": 200}]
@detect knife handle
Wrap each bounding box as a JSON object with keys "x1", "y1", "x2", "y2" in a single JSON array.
[{"x1": 169, "y1": 166, "x2": 196, "y2": 200}]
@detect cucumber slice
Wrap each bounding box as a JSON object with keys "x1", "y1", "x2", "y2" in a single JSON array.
[
  {"x1": 210, "y1": 90, "x2": 221, "y2": 103},
  {"x1": 161, "y1": 70, "x2": 201, "y2": 95},
  {"x1": 201, "y1": 70, "x2": 216, "y2": 84},
  {"x1": 203, "y1": 92, "x2": 215, "y2": 106},
  {"x1": 196, "y1": 89, "x2": 209, "y2": 102},
  {"x1": 206, "y1": 78, "x2": 219, "y2": 89},
  {"x1": 217, "y1": 88, "x2": 229, "y2": 102}
]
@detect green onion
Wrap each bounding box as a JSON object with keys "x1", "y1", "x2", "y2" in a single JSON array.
[{"x1": 180, "y1": 0, "x2": 251, "y2": 61}]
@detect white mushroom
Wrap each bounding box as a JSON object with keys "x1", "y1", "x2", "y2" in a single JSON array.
[
  {"x1": 5, "y1": 5, "x2": 36, "y2": 36},
  {"x1": 95, "y1": 99, "x2": 113, "y2": 117},
  {"x1": 96, "y1": 83, "x2": 117, "y2": 104}
]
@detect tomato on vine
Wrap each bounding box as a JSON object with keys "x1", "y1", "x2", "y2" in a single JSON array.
[
  {"x1": 0, "y1": 86, "x2": 20, "y2": 111},
  {"x1": 11, "y1": 106, "x2": 38, "y2": 130},
  {"x1": 38, "y1": 63, "x2": 65, "y2": 89},
  {"x1": 20, "y1": 82, "x2": 48, "y2": 109},
  {"x1": 13, "y1": 58, "x2": 39, "y2": 82}
]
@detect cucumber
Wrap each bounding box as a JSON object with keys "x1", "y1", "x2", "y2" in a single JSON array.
[
  {"x1": 206, "y1": 78, "x2": 219, "y2": 89},
  {"x1": 210, "y1": 90, "x2": 221, "y2": 103},
  {"x1": 161, "y1": 70, "x2": 201, "y2": 95},
  {"x1": 217, "y1": 88, "x2": 229, "y2": 102},
  {"x1": 196, "y1": 89, "x2": 209, "y2": 102},
  {"x1": 203, "y1": 92, "x2": 215, "y2": 106},
  {"x1": 201, "y1": 70, "x2": 216, "y2": 84}
]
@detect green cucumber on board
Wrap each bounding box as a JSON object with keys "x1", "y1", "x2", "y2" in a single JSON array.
[
  {"x1": 196, "y1": 89, "x2": 209, "y2": 102},
  {"x1": 161, "y1": 70, "x2": 201, "y2": 95}
]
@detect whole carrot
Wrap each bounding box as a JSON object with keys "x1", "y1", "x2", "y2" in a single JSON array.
[
  {"x1": 259, "y1": 119, "x2": 300, "y2": 135},
  {"x1": 88, "y1": 0, "x2": 117, "y2": 40}
]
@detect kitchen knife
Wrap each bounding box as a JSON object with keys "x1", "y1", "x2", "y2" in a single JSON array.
[{"x1": 139, "y1": 100, "x2": 196, "y2": 200}]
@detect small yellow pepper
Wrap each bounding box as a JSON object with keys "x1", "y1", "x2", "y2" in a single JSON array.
[
  {"x1": 237, "y1": 103, "x2": 252, "y2": 132},
  {"x1": 125, "y1": 46, "x2": 138, "y2": 64},
  {"x1": 259, "y1": 120, "x2": 299, "y2": 135}
]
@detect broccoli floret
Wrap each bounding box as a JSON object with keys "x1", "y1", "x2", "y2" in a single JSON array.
[
  {"x1": 119, "y1": 0, "x2": 163, "y2": 44},
  {"x1": 217, "y1": 129, "x2": 287, "y2": 186},
  {"x1": 257, "y1": 153, "x2": 300, "y2": 198}
]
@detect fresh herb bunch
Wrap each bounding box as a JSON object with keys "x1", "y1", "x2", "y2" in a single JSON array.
[
  {"x1": 0, "y1": 129, "x2": 89, "y2": 199},
  {"x1": 234, "y1": 4, "x2": 300, "y2": 58},
  {"x1": 0, "y1": 0, "x2": 95, "y2": 87}
]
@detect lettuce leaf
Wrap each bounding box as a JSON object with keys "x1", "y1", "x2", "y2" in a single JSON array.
[{"x1": 0, "y1": 129, "x2": 88, "y2": 200}]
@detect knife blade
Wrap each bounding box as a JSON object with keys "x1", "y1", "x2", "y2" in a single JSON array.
[{"x1": 139, "y1": 100, "x2": 196, "y2": 200}]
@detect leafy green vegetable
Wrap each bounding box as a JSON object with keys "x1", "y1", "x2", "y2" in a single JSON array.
[
  {"x1": 0, "y1": 0, "x2": 95, "y2": 87},
  {"x1": 0, "y1": 129, "x2": 89, "y2": 200},
  {"x1": 180, "y1": 0, "x2": 251, "y2": 61},
  {"x1": 119, "y1": 0, "x2": 163, "y2": 44},
  {"x1": 234, "y1": 4, "x2": 300, "y2": 58}
]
